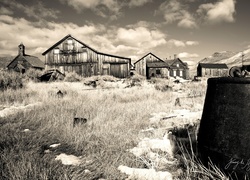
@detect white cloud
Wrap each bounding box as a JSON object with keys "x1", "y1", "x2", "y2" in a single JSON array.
[
  {"x1": 178, "y1": 52, "x2": 199, "y2": 58},
  {"x1": 186, "y1": 41, "x2": 199, "y2": 46},
  {"x1": 158, "y1": 0, "x2": 198, "y2": 29},
  {"x1": 116, "y1": 27, "x2": 167, "y2": 49},
  {"x1": 0, "y1": 15, "x2": 105, "y2": 58},
  {"x1": 128, "y1": 0, "x2": 152, "y2": 7},
  {"x1": 197, "y1": 0, "x2": 236, "y2": 23},
  {"x1": 168, "y1": 39, "x2": 186, "y2": 47},
  {"x1": 0, "y1": 14, "x2": 168, "y2": 60}
]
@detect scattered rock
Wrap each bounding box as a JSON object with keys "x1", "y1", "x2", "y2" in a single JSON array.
[
  {"x1": 118, "y1": 165, "x2": 172, "y2": 180},
  {"x1": 55, "y1": 153, "x2": 82, "y2": 166},
  {"x1": 129, "y1": 137, "x2": 173, "y2": 157},
  {"x1": 23, "y1": 129, "x2": 31, "y2": 132},
  {"x1": 49, "y1": 143, "x2": 61, "y2": 148}
]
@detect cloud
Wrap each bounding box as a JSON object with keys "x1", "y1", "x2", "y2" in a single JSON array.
[
  {"x1": 197, "y1": 0, "x2": 236, "y2": 23},
  {"x1": 116, "y1": 27, "x2": 167, "y2": 50},
  {"x1": 128, "y1": 0, "x2": 152, "y2": 7},
  {"x1": 0, "y1": 15, "x2": 105, "y2": 57},
  {"x1": 168, "y1": 39, "x2": 186, "y2": 47},
  {"x1": 1, "y1": 0, "x2": 59, "y2": 20},
  {"x1": 0, "y1": 14, "x2": 168, "y2": 60},
  {"x1": 59, "y1": 0, "x2": 153, "y2": 19},
  {"x1": 158, "y1": 0, "x2": 198, "y2": 29},
  {"x1": 178, "y1": 52, "x2": 199, "y2": 58},
  {"x1": 186, "y1": 41, "x2": 199, "y2": 46},
  {"x1": 0, "y1": 7, "x2": 13, "y2": 15}
]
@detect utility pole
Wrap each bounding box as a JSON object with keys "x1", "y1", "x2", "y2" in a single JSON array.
[{"x1": 241, "y1": 51, "x2": 245, "y2": 67}]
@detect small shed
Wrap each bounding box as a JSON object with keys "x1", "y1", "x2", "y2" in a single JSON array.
[
  {"x1": 134, "y1": 52, "x2": 169, "y2": 79},
  {"x1": 197, "y1": 63, "x2": 228, "y2": 77}
]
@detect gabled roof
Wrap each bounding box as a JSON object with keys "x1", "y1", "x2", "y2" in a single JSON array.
[
  {"x1": 134, "y1": 52, "x2": 164, "y2": 64},
  {"x1": 7, "y1": 54, "x2": 44, "y2": 69},
  {"x1": 0, "y1": 56, "x2": 16, "y2": 69},
  {"x1": 24, "y1": 55, "x2": 45, "y2": 68},
  {"x1": 42, "y1": 34, "x2": 131, "y2": 60},
  {"x1": 198, "y1": 63, "x2": 228, "y2": 69},
  {"x1": 146, "y1": 62, "x2": 169, "y2": 68},
  {"x1": 166, "y1": 58, "x2": 189, "y2": 69}
]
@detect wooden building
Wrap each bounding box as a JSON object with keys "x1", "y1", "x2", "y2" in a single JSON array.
[
  {"x1": 0, "y1": 43, "x2": 44, "y2": 73},
  {"x1": 134, "y1": 52, "x2": 169, "y2": 79},
  {"x1": 197, "y1": 63, "x2": 228, "y2": 77},
  {"x1": 42, "y1": 34, "x2": 131, "y2": 78},
  {"x1": 166, "y1": 57, "x2": 189, "y2": 79}
]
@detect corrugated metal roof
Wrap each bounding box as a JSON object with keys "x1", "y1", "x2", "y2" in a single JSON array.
[
  {"x1": 199, "y1": 63, "x2": 228, "y2": 69},
  {"x1": 146, "y1": 62, "x2": 169, "y2": 68}
]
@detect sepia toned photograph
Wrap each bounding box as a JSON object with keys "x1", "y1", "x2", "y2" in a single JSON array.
[{"x1": 0, "y1": 0, "x2": 249, "y2": 179}]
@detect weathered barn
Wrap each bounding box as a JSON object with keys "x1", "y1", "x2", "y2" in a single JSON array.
[
  {"x1": 197, "y1": 63, "x2": 228, "y2": 77},
  {"x1": 42, "y1": 34, "x2": 131, "y2": 78},
  {"x1": 134, "y1": 52, "x2": 169, "y2": 79},
  {"x1": 0, "y1": 43, "x2": 44, "y2": 73},
  {"x1": 166, "y1": 57, "x2": 189, "y2": 79}
]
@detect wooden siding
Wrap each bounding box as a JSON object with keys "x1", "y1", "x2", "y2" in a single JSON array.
[
  {"x1": 199, "y1": 68, "x2": 228, "y2": 77},
  {"x1": 44, "y1": 36, "x2": 130, "y2": 78},
  {"x1": 197, "y1": 63, "x2": 228, "y2": 77},
  {"x1": 167, "y1": 58, "x2": 189, "y2": 79},
  {"x1": 147, "y1": 68, "x2": 169, "y2": 79},
  {"x1": 135, "y1": 53, "x2": 165, "y2": 76}
]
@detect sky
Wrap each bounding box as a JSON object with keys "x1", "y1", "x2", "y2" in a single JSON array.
[{"x1": 0, "y1": 0, "x2": 249, "y2": 66}]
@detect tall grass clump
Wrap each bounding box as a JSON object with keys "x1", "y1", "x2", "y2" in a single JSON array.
[
  {"x1": 150, "y1": 78, "x2": 173, "y2": 92},
  {"x1": 177, "y1": 144, "x2": 229, "y2": 180},
  {"x1": 82, "y1": 75, "x2": 119, "y2": 88},
  {"x1": 23, "y1": 69, "x2": 43, "y2": 82},
  {"x1": 64, "y1": 72, "x2": 82, "y2": 82},
  {"x1": 124, "y1": 73, "x2": 146, "y2": 87},
  {"x1": 0, "y1": 71, "x2": 23, "y2": 91}
]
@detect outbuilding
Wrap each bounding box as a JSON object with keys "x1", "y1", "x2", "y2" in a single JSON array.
[{"x1": 197, "y1": 63, "x2": 228, "y2": 77}]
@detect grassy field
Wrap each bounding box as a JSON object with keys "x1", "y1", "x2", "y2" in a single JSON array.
[{"x1": 0, "y1": 73, "x2": 228, "y2": 179}]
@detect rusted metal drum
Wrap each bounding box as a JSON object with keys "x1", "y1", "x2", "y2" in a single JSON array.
[{"x1": 198, "y1": 77, "x2": 250, "y2": 178}]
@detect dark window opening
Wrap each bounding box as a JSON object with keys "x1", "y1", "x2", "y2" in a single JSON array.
[{"x1": 156, "y1": 69, "x2": 161, "y2": 75}]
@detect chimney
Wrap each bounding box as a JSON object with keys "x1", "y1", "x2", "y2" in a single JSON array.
[
  {"x1": 174, "y1": 54, "x2": 177, "y2": 60},
  {"x1": 18, "y1": 43, "x2": 25, "y2": 56}
]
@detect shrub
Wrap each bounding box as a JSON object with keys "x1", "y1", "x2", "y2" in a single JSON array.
[
  {"x1": 0, "y1": 71, "x2": 23, "y2": 91},
  {"x1": 64, "y1": 72, "x2": 82, "y2": 82},
  {"x1": 125, "y1": 74, "x2": 146, "y2": 87},
  {"x1": 151, "y1": 78, "x2": 173, "y2": 92},
  {"x1": 23, "y1": 69, "x2": 43, "y2": 82}
]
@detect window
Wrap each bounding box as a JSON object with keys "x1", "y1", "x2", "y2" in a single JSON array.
[
  {"x1": 156, "y1": 69, "x2": 161, "y2": 75},
  {"x1": 54, "y1": 48, "x2": 60, "y2": 54},
  {"x1": 173, "y1": 70, "x2": 176, "y2": 76},
  {"x1": 180, "y1": 70, "x2": 183, "y2": 77},
  {"x1": 176, "y1": 63, "x2": 179, "y2": 67}
]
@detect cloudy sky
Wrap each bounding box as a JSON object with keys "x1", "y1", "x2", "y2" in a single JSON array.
[{"x1": 0, "y1": 0, "x2": 249, "y2": 65}]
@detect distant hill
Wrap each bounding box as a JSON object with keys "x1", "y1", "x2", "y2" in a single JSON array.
[{"x1": 199, "y1": 49, "x2": 250, "y2": 68}]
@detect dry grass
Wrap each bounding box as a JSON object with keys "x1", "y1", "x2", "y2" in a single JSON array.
[{"x1": 0, "y1": 75, "x2": 229, "y2": 179}]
